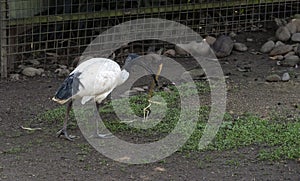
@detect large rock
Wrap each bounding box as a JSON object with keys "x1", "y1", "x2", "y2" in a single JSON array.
[
  {"x1": 294, "y1": 14, "x2": 300, "y2": 19},
  {"x1": 269, "y1": 44, "x2": 293, "y2": 56},
  {"x1": 282, "y1": 72, "x2": 290, "y2": 82},
  {"x1": 175, "y1": 44, "x2": 188, "y2": 56},
  {"x1": 181, "y1": 68, "x2": 205, "y2": 80},
  {"x1": 22, "y1": 67, "x2": 44, "y2": 77},
  {"x1": 284, "y1": 51, "x2": 295, "y2": 58},
  {"x1": 212, "y1": 35, "x2": 233, "y2": 58},
  {"x1": 9, "y1": 74, "x2": 20, "y2": 81},
  {"x1": 291, "y1": 19, "x2": 300, "y2": 32},
  {"x1": 163, "y1": 49, "x2": 176, "y2": 57},
  {"x1": 176, "y1": 40, "x2": 212, "y2": 57},
  {"x1": 275, "y1": 41, "x2": 285, "y2": 47},
  {"x1": 281, "y1": 55, "x2": 300, "y2": 67},
  {"x1": 260, "y1": 40, "x2": 275, "y2": 53},
  {"x1": 266, "y1": 74, "x2": 281, "y2": 82},
  {"x1": 269, "y1": 55, "x2": 284, "y2": 61},
  {"x1": 291, "y1": 33, "x2": 300, "y2": 42},
  {"x1": 205, "y1": 35, "x2": 216, "y2": 45},
  {"x1": 275, "y1": 26, "x2": 291, "y2": 41},
  {"x1": 233, "y1": 43, "x2": 248, "y2": 52},
  {"x1": 55, "y1": 68, "x2": 70, "y2": 77},
  {"x1": 286, "y1": 22, "x2": 297, "y2": 34}
]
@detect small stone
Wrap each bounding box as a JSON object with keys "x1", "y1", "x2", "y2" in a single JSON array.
[
  {"x1": 282, "y1": 55, "x2": 300, "y2": 67},
  {"x1": 9, "y1": 74, "x2": 20, "y2": 81},
  {"x1": 284, "y1": 51, "x2": 295, "y2": 58},
  {"x1": 275, "y1": 26, "x2": 291, "y2": 41},
  {"x1": 156, "y1": 48, "x2": 164, "y2": 55},
  {"x1": 163, "y1": 87, "x2": 172, "y2": 93},
  {"x1": 175, "y1": 44, "x2": 188, "y2": 56},
  {"x1": 229, "y1": 32, "x2": 237, "y2": 38},
  {"x1": 284, "y1": 55, "x2": 299, "y2": 60},
  {"x1": 178, "y1": 40, "x2": 212, "y2": 57},
  {"x1": 291, "y1": 33, "x2": 300, "y2": 42},
  {"x1": 274, "y1": 18, "x2": 286, "y2": 27},
  {"x1": 69, "y1": 67, "x2": 74, "y2": 71},
  {"x1": 269, "y1": 55, "x2": 284, "y2": 60},
  {"x1": 277, "y1": 61, "x2": 281, "y2": 66},
  {"x1": 269, "y1": 45, "x2": 293, "y2": 56},
  {"x1": 286, "y1": 22, "x2": 297, "y2": 34},
  {"x1": 237, "y1": 67, "x2": 247, "y2": 72},
  {"x1": 132, "y1": 87, "x2": 145, "y2": 92},
  {"x1": 260, "y1": 40, "x2": 275, "y2": 53},
  {"x1": 59, "y1": 65, "x2": 68, "y2": 69},
  {"x1": 205, "y1": 36, "x2": 216, "y2": 45},
  {"x1": 154, "y1": 167, "x2": 166, "y2": 172},
  {"x1": 294, "y1": 46, "x2": 298, "y2": 52},
  {"x1": 22, "y1": 67, "x2": 41, "y2": 77},
  {"x1": 37, "y1": 68, "x2": 44, "y2": 74},
  {"x1": 294, "y1": 14, "x2": 300, "y2": 19},
  {"x1": 212, "y1": 35, "x2": 234, "y2": 58},
  {"x1": 233, "y1": 43, "x2": 248, "y2": 52},
  {"x1": 266, "y1": 74, "x2": 281, "y2": 82},
  {"x1": 55, "y1": 68, "x2": 68, "y2": 77},
  {"x1": 275, "y1": 41, "x2": 285, "y2": 47},
  {"x1": 142, "y1": 86, "x2": 149, "y2": 90},
  {"x1": 28, "y1": 59, "x2": 40, "y2": 66},
  {"x1": 291, "y1": 19, "x2": 300, "y2": 32},
  {"x1": 295, "y1": 44, "x2": 300, "y2": 56},
  {"x1": 181, "y1": 68, "x2": 205, "y2": 80},
  {"x1": 246, "y1": 38, "x2": 253, "y2": 42},
  {"x1": 163, "y1": 49, "x2": 176, "y2": 57},
  {"x1": 189, "y1": 68, "x2": 205, "y2": 78},
  {"x1": 282, "y1": 72, "x2": 290, "y2": 81},
  {"x1": 18, "y1": 64, "x2": 26, "y2": 70}
]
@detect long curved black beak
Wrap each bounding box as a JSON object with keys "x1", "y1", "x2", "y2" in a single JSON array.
[{"x1": 136, "y1": 62, "x2": 159, "y2": 87}]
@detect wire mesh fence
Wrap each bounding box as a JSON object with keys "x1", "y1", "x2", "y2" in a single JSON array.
[{"x1": 0, "y1": 0, "x2": 300, "y2": 78}]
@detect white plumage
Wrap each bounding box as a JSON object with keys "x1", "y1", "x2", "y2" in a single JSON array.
[
  {"x1": 52, "y1": 58, "x2": 132, "y2": 104},
  {"x1": 52, "y1": 54, "x2": 153, "y2": 140},
  {"x1": 71, "y1": 58, "x2": 129, "y2": 104}
]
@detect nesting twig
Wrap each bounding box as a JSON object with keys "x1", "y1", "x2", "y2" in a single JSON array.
[{"x1": 143, "y1": 63, "x2": 163, "y2": 121}]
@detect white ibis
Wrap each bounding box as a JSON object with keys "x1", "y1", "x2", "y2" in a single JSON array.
[{"x1": 52, "y1": 54, "x2": 157, "y2": 140}]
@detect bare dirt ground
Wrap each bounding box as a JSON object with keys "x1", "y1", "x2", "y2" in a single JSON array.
[{"x1": 1, "y1": 31, "x2": 300, "y2": 180}]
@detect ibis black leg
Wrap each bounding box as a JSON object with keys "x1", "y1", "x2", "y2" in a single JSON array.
[
  {"x1": 92, "y1": 102, "x2": 113, "y2": 138},
  {"x1": 57, "y1": 101, "x2": 74, "y2": 141}
]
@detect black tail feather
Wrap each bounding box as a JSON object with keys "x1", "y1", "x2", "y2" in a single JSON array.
[{"x1": 54, "y1": 72, "x2": 82, "y2": 100}]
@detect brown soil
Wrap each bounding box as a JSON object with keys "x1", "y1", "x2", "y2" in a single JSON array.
[{"x1": 1, "y1": 31, "x2": 300, "y2": 180}]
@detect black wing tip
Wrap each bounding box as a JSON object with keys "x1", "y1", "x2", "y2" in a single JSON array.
[{"x1": 53, "y1": 71, "x2": 82, "y2": 102}]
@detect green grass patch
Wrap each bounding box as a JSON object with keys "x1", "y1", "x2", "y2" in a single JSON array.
[
  {"x1": 207, "y1": 115, "x2": 300, "y2": 160},
  {"x1": 37, "y1": 81, "x2": 300, "y2": 161},
  {"x1": 3, "y1": 147, "x2": 23, "y2": 154}
]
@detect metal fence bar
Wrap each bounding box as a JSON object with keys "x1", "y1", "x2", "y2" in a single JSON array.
[
  {"x1": 0, "y1": 0, "x2": 8, "y2": 78},
  {"x1": 7, "y1": 0, "x2": 297, "y2": 26}
]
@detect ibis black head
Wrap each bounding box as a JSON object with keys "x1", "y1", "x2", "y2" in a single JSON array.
[
  {"x1": 123, "y1": 53, "x2": 159, "y2": 86},
  {"x1": 123, "y1": 53, "x2": 140, "y2": 70}
]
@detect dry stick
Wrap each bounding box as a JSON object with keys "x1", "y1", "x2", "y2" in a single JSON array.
[
  {"x1": 143, "y1": 63, "x2": 163, "y2": 121},
  {"x1": 148, "y1": 63, "x2": 163, "y2": 99}
]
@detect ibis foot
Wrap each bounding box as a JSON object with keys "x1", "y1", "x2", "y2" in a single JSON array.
[
  {"x1": 89, "y1": 132, "x2": 114, "y2": 139},
  {"x1": 97, "y1": 133, "x2": 114, "y2": 138},
  {"x1": 57, "y1": 128, "x2": 75, "y2": 141}
]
